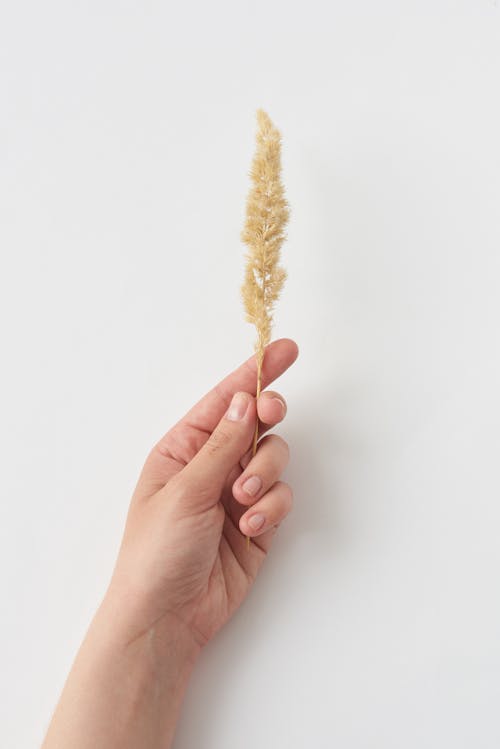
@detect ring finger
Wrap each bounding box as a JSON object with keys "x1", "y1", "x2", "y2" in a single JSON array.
[{"x1": 239, "y1": 480, "x2": 293, "y2": 538}]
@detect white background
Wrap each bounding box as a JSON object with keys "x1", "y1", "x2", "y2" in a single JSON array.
[{"x1": 1, "y1": 1, "x2": 500, "y2": 747}]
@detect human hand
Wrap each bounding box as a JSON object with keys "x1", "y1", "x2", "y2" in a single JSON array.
[
  {"x1": 41, "y1": 338, "x2": 298, "y2": 749},
  {"x1": 106, "y1": 338, "x2": 299, "y2": 652}
]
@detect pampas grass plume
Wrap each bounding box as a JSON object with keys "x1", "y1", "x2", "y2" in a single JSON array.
[{"x1": 241, "y1": 109, "x2": 290, "y2": 462}]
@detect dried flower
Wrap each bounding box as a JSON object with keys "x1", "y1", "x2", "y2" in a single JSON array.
[{"x1": 241, "y1": 109, "x2": 289, "y2": 467}]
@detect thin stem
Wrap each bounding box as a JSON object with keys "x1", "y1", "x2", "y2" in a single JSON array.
[
  {"x1": 246, "y1": 351, "x2": 263, "y2": 551},
  {"x1": 251, "y1": 354, "x2": 263, "y2": 455}
]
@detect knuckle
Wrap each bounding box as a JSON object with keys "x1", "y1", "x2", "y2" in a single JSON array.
[
  {"x1": 257, "y1": 434, "x2": 271, "y2": 447},
  {"x1": 259, "y1": 433, "x2": 286, "y2": 450},
  {"x1": 258, "y1": 391, "x2": 287, "y2": 419},
  {"x1": 165, "y1": 470, "x2": 215, "y2": 509},
  {"x1": 266, "y1": 389, "x2": 285, "y2": 402},
  {"x1": 279, "y1": 436, "x2": 290, "y2": 459},
  {"x1": 206, "y1": 427, "x2": 232, "y2": 454},
  {"x1": 262, "y1": 433, "x2": 290, "y2": 459},
  {"x1": 269, "y1": 390, "x2": 287, "y2": 406}
]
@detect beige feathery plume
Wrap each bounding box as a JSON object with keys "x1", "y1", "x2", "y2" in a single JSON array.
[{"x1": 241, "y1": 108, "x2": 289, "y2": 468}]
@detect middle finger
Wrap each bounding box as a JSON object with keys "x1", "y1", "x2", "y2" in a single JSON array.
[{"x1": 232, "y1": 433, "x2": 290, "y2": 507}]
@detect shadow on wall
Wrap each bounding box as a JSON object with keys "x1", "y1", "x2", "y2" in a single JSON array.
[{"x1": 173, "y1": 373, "x2": 374, "y2": 747}]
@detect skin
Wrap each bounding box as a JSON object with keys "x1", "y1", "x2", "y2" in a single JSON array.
[{"x1": 42, "y1": 337, "x2": 299, "y2": 749}]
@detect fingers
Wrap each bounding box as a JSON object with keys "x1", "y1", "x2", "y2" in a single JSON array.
[
  {"x1": 170, "y1": 392, "x2": 256, "y2": 511},
  {"x1": 233, "y1": 434, "x2": 290, "y2": 506},
  {"x1": 232, "y1": 429, "x2": 292, "y2": 541},
  {"x1": 238, "y1": 480, "x2": 293, "y2": 537},
  {"x1": 239, "y1": 390, "x2": 287, "y2": 469},
  {"x1": 134, "y1": 342, "x2": 297, "y2": 499},
  {"x1": 256, "y1": 390, "x2": 287, "y2": 433},
  {"x1": 178, "y1": 338, "x2": 298, "y2": 434}
]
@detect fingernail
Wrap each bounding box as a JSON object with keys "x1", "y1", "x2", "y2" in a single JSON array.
[
  {"x1": 226, "y1": 392, "x2": 249, "y2": 421},
  {"x1": 248, "y1": 513, "x2": 266, "y2": 531},
  {"x1": 272, "y1": 397, "x2": 286, "y2": 417},
  {"x1": 242, "y1": 475, "x2": 262, "y2": 496}
]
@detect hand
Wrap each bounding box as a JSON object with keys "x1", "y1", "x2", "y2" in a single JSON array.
[
  {"x1": 107, "y1": 338, "x2": 299, "y2": 651},
  {"x1": 42, "y1": 338, "x2": 299, "y2": 749}
]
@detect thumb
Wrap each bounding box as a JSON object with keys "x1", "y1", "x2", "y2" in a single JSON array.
[{"x1": 173, "y1": 391, "x2": 256, "y2": 511}]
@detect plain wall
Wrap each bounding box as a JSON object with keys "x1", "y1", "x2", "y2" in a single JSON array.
[{"x1": 1, "y1": 1, "x2": 500, "y2": 746}]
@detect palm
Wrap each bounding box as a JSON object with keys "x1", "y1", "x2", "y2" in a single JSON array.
[{"x1": 149, "y1": 417, "x2": 276, "y2": 645}]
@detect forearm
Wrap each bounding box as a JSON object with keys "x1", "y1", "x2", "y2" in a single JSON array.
[{"x1": 42, "y1": 592, "x2": 200, "y2": 749}]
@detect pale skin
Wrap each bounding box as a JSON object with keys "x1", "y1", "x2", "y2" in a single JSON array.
[{"x1": 42, "y1": 337, "x2": 299, "y2": 749}]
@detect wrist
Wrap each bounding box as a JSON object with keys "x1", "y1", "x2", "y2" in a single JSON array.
[
  {"x1": 96, "y1": 585, "x2": 202, "y2": 667},
  {"x1": 92, "y1": 591, "x2": 200, "y2": 747},
  {"x1": 43, "y1": 589, "x2": 200, "y2": 749}
]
